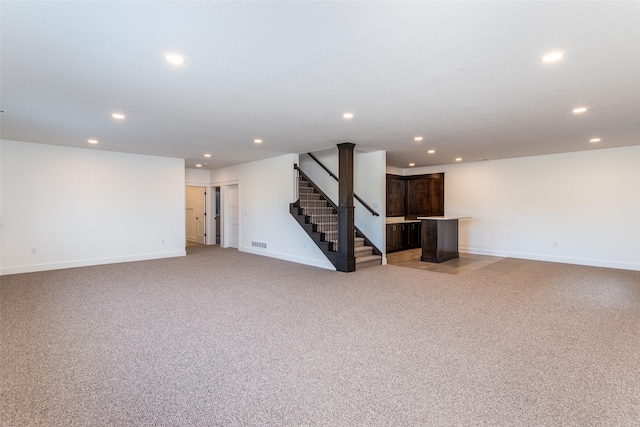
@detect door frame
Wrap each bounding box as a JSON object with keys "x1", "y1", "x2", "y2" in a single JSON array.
[
  {"x1": 211, "y1": 179, "x2": 240, "y2": 249},
  {"x1": 184, "y1": 183, "x2": 214, "y2": 245},
  {"x1": 186, "y1": 186, "x2": 207, "y2": 244}
]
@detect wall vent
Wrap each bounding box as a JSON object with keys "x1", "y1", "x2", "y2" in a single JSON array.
[{"x1": 252, "y1": 241, "x2": 267, "y2": 249}]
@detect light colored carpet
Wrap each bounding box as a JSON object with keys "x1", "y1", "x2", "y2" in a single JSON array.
[{"x1": 2, "y1": 246, "x2": 639, "y2": 426}]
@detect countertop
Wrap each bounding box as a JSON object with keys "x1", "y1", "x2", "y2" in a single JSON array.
[
  {"x1": 386, "y1": 217, "x2": 421, "y2": 224},
  {"x1": 417, "y1": 216, "x2": 472, "y2": 220}
]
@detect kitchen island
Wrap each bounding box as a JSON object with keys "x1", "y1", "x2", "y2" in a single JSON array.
[{"x1": 418, "y1": 216, "x2": 470, "y2": 263}]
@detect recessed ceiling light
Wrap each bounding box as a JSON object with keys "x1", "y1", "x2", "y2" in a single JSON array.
[
  {"x1": 409, "y1": 163, "x2": 415, "y2": 167},
  {"x1": 414, "y1": 136, "x2": 423, "y2": 141},
  {"x1": 590, "y1": 138, "x2": 601, "y2": 143},
  {"x1": 455, "y1": 158, "x2": 462, "y2": 162},
  {"x1": 542, "y1": 51, "x2": 564, "y2": 63},
  {"x1": 196, "y1": 164, "x2": 202, "y2": 168},
  {"x1": 165, "y1": 53, "x2": 186, "y2": 65},
  {"x1": 342, "y1": 113, "x2": 354, "y2": 119},
  {"x1": 87, "y1": 139, "x2": 98, "y2": 144},
  {"x1": 112, "y1": 113, "x2": 125, "y2": 120},
  {"x1": 204, "y1": 153, "x2": 211, "y2": 157},
  {"x1": 572, "y1": 107, "x2": 587, "y2": 114},
  {"x1": 254, "y1": 139, "x2": 263, "y2": 144},
  {"x1": 428, "y1": 150, "x2": 435, "y2": 154}
]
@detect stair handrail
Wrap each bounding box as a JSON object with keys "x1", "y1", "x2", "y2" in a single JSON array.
[{"x1": 306, "y1": 153, "x2": 380, "y2": 217}]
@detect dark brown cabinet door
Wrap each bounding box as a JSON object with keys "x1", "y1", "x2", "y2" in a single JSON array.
[
  {"x1": 408, "y1": 222, "x2": 421, "y2": 248},
  {"x1": 386, "y1": 175, "x2": 405, "y2": 217},
  {"x1": 427, "y1": 174, "x2": 444, "y2": 216},
  {"x1": 386, "y1": 224, "x2": 403, "y2": 252},
  {"x1": 406, "y1": 177, "x2": 429, "y2": 218},
  {"x1": 405, "y1": 173, "x2": 444, "y2": 218}
]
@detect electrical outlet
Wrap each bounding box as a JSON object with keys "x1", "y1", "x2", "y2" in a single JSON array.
[
  {"x1": 30, "y1": 248, "x2": 37, "y2": 254},
  {"x1": 553, "y1": 242, "x2": 558, "y2": 247},
  {"x1": 161, "y1": 239, "x2": 165, "y2": 244}
]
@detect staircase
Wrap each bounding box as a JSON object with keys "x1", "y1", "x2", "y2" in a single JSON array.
[{"x1": 290, "y1": 172, "x2": 382, "y2": 271}]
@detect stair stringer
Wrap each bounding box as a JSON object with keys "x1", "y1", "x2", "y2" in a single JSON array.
[{"x1": 289, "y1": 202, "x2": 338, "y2": 268}]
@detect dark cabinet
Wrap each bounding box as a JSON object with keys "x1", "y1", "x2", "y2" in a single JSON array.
[
  {"x1": 407, "y1": 222, "x2": 421, "y2": 248},
  {"x1": 386, "y1": 224, "x2": 405, "y2": 253},
  {"x1": 426, "y1": 174, "x2": 444, "y2": 217},
  {"x1": 386, "y1": 176, "x2": 406, "y2": 217},
  {"x1": 406, "y1": 177, "x2": 429, "y2": 217},
  {"x1": 386, "y1": 222, "x2": 421, "y2": 253},
  {"x1": 406, "y1": 174, "x2": 444, "y2": 217},
  {"x1": 387, "y1": 173, "x2": 444, "y2": 219},
  {"x1": 386, "y1": 172, "x2": 443, "y2": 253}
]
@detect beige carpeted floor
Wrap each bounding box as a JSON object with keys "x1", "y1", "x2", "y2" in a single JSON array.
[{"x1": 2, "y1": 245, "x2": 639, "y2": 426}]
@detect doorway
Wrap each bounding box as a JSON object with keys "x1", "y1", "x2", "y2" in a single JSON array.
[
  {"x1": 223, "y1": 184, "x2": 239, "y2": 249},
  {"x1": 212, "y1": 180, "x2": 240, "y2": 249},
  {"x1": 186, "y1": 186, "x2": 206, "y2": 245},
  {"x1": 215, "y1": 186, "x2": 221, "y2": 244}
]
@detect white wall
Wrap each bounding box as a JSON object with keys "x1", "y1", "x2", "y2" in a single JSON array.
[
  {"x1": 210, "y1": 153, "x2": 336, "y2": 270},
  {"x1": 299, "y1": 150, "x2": 338, "y2": 202},
  {"x1": 299, "y1": 149, "x2": 386, "y2": 255},
  {"x1": 185, "y1": 168, "x2": 210, "y2": 186},
  {"x1": 354, "y1": 150, "x2": 386, "y2": 254},
  {"x1": 0, "y1": 140, "x2": 186, "y2": 275},
  {"x1": 401, "y1": 146, "x2": 640, "y2": 271}
]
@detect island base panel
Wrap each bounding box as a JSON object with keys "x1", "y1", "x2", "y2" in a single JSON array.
[{"x1": 421, "y1": 218, "x2": 459, "y2": 263}]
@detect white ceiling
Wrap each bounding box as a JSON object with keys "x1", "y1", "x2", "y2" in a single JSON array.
[{"x1": 2, "y1": 1, "x2": 639, "y2": 169}]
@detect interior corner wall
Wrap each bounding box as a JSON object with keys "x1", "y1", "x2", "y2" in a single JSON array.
[
  {"x1": 354, "y1": 150, "x2": 386, "y2": 253},
  {"x1": 0, "y1": 139, "x2": 186, "y2": 275},
  {"x1": 210, "y1": 153, "x2": 335, "y2": 270},
  {"x1": 403, "y1": 146, "x2": 640, "y2": 271}
]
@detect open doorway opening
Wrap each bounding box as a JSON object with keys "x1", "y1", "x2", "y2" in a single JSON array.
[
  {"x1": 186, "y1": 186, "x2": 206, "y2": 245},
  {"x1": 212, "y1": 180, "x2": 239, "y2": 249}
]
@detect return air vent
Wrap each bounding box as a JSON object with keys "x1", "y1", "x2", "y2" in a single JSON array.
[{"x1": 251, "y1": 241, "x2": 267, "y2": 249}]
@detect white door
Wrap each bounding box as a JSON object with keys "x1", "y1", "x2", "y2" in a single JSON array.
[
  {"x1": 195, "y1": 187, "x2": 206, "y2": 244},
  {"x1": 186, "y1": 186, "x2": 206, "y2": 244},
  {"x1": 227, "y1": 184, "x2": 239, "y2": 249},
  {"x1": 186, "y1": 187, "x2": 197, "y2": 243}
]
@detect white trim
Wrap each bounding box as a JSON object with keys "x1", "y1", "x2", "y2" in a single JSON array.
[
  {"x1": 211, "y1": 179, "x2": 240, "y2": 187},
  {"x1": 218, "y1": 180, "x2": 240, "y2": 249},
  {"x1": 1, "y1": 251, "x2": 186, "y2": 276},
  {"x1": 460, "y1": 247, "x2": 640, "y2": 272},
  {"x1": 185, "y1": 179, "x2": 209, "y2": 187}
]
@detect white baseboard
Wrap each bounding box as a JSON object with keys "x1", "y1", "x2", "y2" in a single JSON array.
[
  {"x1": 0, "y1": 251, "x2": 187, "y2": 276},
  {"x1": 239, "y1": 246, "x2": 336, "y2": 271},
  {"x1": 460, "y1": 246, "x2": 640, "y2": 272}
]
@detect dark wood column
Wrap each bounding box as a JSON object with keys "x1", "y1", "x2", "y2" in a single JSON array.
[{"x1": 336, "y1": 142, "x2": 356, "y2": 272}]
